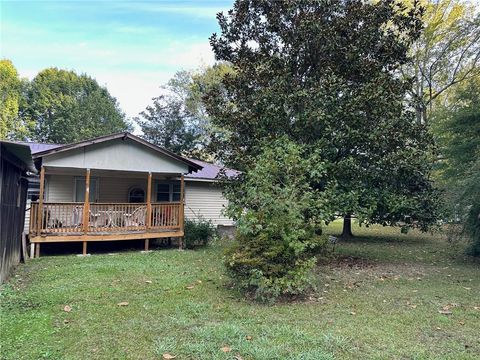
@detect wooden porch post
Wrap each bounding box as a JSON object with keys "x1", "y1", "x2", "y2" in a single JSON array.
[
  {"x1": 179, "y1": 174, "x2": 185, "y2": 249},
  {"x1": 37, "y1": 166, "x2": 45, "y2": 236},
  {"x1": 35, "y1": 166, "x2": 45, "y2": 258},
  {"x1": 82, "y1": 169, "x2": 91, "y2": 255},
  {"x1": 145, "y1": 172, "x2": 152, "y2": 251}
]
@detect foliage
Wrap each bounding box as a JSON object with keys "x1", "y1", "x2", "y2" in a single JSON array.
[
  {"x1": 205, "y1": 0, "x2": 439, "y2": 238},
  {"x1": 137, "y1": 66, "x2": 232, "y2": 159},
  {"x1": 135, "y1": 94, "x2": 201, "y2": 155},
  {"x1": 404, "y1": 0, "x2": 480, "y2": 124},
  {"x1": 24, "y1": 67, "x2": 130, "y2": 143},
  {"x1": 0, "y1": 59, "x2": 32, "y2": 140},
  {"x1": 224, "y1": 139, "x2": 327, "y2": 301},
  {"x1": 183, "y1": 218, "x2": 216, "y2": 249},
  {"x1": 434, "y1": 77, "x2": 480, "y2": 255}
]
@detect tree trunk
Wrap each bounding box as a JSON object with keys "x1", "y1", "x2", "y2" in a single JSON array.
[{"x1": 341, "y1": 215, "x2": 353, "y2": 239}]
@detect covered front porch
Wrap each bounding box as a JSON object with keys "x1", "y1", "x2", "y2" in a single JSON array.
[
  {"x1": 29, "y1": 166, "x2": 187, "y2": 257},
  {"x1": 29, "y1": 133, "x2": 203, "y2": 257}
]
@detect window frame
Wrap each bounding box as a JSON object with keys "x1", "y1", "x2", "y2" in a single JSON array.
[
  {"x1": 155, "y1": 181, "x2": 181, "y2": 203},
  {"x1": 73, "y1": 176, "x2": 99, "y2": 202},
  {"x1": 128, "y1": 187, "x2": 146, "y2": 203}
]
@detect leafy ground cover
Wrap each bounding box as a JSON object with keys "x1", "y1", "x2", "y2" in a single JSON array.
[{"x1": 1, "y1": 222, "x2": 479, "y2": 359}]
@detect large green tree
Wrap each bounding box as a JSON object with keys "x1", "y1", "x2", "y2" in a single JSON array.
[
  {"x1": 135, "y1": 94, "x2": 201, "y2": 155},
  {"x1": 0, "y1": 59, "x2": 31, "y2": 140},
  {"x1": 137, "y1": 65, "x2": 233, "y2": 158},
  {"x1": 205, "y1": 0, "x2": 439, "y2": 238},
  {"x1": 405, "y1": 0, "x2": 480, "y2": 124},
  {"x1": 26, "y1": 68, "x2": 130, "y2": 143},
  {"x1": 434, "y1": 77, "x2": 480, "y2": 255}
]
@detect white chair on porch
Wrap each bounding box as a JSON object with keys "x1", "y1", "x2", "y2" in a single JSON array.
[
  {"x1": 72, "y1": 206, "x2": 102, "y2": 229},
  {"x1": 123, "y1": 206, "x2": 146, "y2": 228}
]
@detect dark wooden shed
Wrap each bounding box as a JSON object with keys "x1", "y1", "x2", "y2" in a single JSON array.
[{"x1": 1, "y1": 141, "x2": 35, "y2": 283}]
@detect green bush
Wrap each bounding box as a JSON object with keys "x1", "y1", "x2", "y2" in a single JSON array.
[
  {"x1": 223, "y1": 138, "x2": 328, "y2": 302},
  {"x1": 183, "y1": 218, "x2": 216, "y2": 249}
]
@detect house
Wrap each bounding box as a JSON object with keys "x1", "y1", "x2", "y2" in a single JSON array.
[
  {"x1": 1, "y1": 141, "x2": 35, "y2": 283},
  {"x1": 22, "y1": 132, "x2": 236, "y2": 257}
]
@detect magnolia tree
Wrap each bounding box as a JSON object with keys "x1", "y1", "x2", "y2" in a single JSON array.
[{"x1": 205, "y1": 0, "x2": 440, "y2": 299}]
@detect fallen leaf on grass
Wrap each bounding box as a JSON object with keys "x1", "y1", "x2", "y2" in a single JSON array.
[
  {"x1": 246, "y1": 335, "x2": 253, "y2": 341},
  {"x1": 459, "y1": 321, "x2": 465, "y2": 325},
  {"x1": 439, "y1": 310, "x2": 452, "y2": 315},
  {"x1": 163, "y1": 354, "x2": 176, "y2": 359},
  {"x1": 350, "y1": 311, "x2": 356, "y2": 316},
  {"x1": 221, "y1": 346, "x2": 231, "y2": 353},
  {"x1": 185, "y1": 285, "x2": 195, "y2": 290},
  {"x1": 463, "y1": 287, "x2": 471, "y2": 290},
  {"x1": 145, "y1": 280, "x2": 152, "y2": 284},
  {"x1": 63, "y1": 305, "x2": 72, "y2": 312},
  {"x1": 234, "y1": 355, "x2": 244, "y2": 360},
  {"x1": 117, "y1": 302, "x2": 129, "y2": 306},
  {"x1": 474, "y1": 306, "x2": 479, "y2": 311}
]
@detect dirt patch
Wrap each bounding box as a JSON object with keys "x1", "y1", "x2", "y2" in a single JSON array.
[
  {"x1": 328, "y1": 255, "x2": 377, "y2": 270},
  {"x1": 317, "y1": 255, "x2": 431, "y2": 286}
]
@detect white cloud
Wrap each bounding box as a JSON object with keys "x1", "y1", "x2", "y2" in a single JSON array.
[
  {"x1": 1, "y1": 3, "x2": 220, "y2": 124},
  {"x1": 13, "y1": 39, "x2": 215, "y2": 122}
]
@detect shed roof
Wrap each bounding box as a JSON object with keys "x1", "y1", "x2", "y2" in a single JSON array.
[{"x1": 0, "y1": 141, "x2": 36, "y2": 173}]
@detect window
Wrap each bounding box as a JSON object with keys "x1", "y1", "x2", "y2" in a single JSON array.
[
  {"x1": 74, "y1": 177, "x2": 98, "y2": 202},
  {"x1": 128, "y1": 188, "x2": 145, "y2": 203},
  {"x1": 156, "y1": 184, "x2": 170, "y2": 202},
  {"x1": 172, "y1": 184, "x2": 181, "y2": 202},
  {"x1": 156, "y1": 182, "x2": 182, "y2": 202},
  {"x1": 27, "y1": 182, "x2": 40, "y2": 201}
]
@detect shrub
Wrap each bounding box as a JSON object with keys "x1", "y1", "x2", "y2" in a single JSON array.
[
  {"x1": 223, "y1": 138, "x2": 328, "y2": 301},
  {"x1": 183, "y1": 218, "x2": 216, "y2": 249}
]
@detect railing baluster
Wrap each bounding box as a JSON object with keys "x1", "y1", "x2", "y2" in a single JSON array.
[{"x1": 29, "y1": 202, "x2": 184, "y2": 235}]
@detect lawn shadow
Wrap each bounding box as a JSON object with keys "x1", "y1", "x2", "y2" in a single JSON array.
[{"x1": 36, "y1": 238, "x2": 179, "y2": 257}]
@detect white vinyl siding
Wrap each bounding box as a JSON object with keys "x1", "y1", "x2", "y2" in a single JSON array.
[
  {"x1": 31, "y1": 176, "x2": 234, "y2": 230},
  {"x1": 184, "y1": 181, "x2": 233, "y2": 226},
  {"x1": 45, "y1": 175, "x2": 149, "y2": 203},
  {"x1": 24, "y1": 199, "x2": 31, "y2": 233},
  {"x1": 45, "y1": 175, "x2": 75, "y2": 202},
  {"x1": 98, "y1": 177, "x2": 147, "y2": 203}
]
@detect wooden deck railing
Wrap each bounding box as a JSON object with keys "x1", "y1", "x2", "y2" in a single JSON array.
[{"x1": 30, "y1": 202, "x2": 183, "y2": 235}]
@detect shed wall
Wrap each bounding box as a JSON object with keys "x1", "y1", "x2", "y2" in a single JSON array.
[{"x1": 1, "y1": 156, "x2": 28, "y2": 283}]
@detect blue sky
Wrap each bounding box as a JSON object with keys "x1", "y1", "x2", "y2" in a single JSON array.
[{"x1": 0, "y1": 0, "x2": 232, "y2": 119}]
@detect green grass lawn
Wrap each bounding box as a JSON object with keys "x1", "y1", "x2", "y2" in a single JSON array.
[{"x1": 1, "y1": 222, "x2": 479, "y2": 359}]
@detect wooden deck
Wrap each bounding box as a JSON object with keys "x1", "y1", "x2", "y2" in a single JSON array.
[
  {"x1": 29, "y1": 201, "x2": 184, "y2": 256},
  {"x1": 29, "y1": 169, "x2": 186, "y2": 257},
  {"x1": 29, "y1": 229, "x2": 184, "y2": 242}
]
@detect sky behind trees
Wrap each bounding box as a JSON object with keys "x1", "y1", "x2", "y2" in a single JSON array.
[{"x1": 0, "y1": 0, "x2": 232, "y2": 120}]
